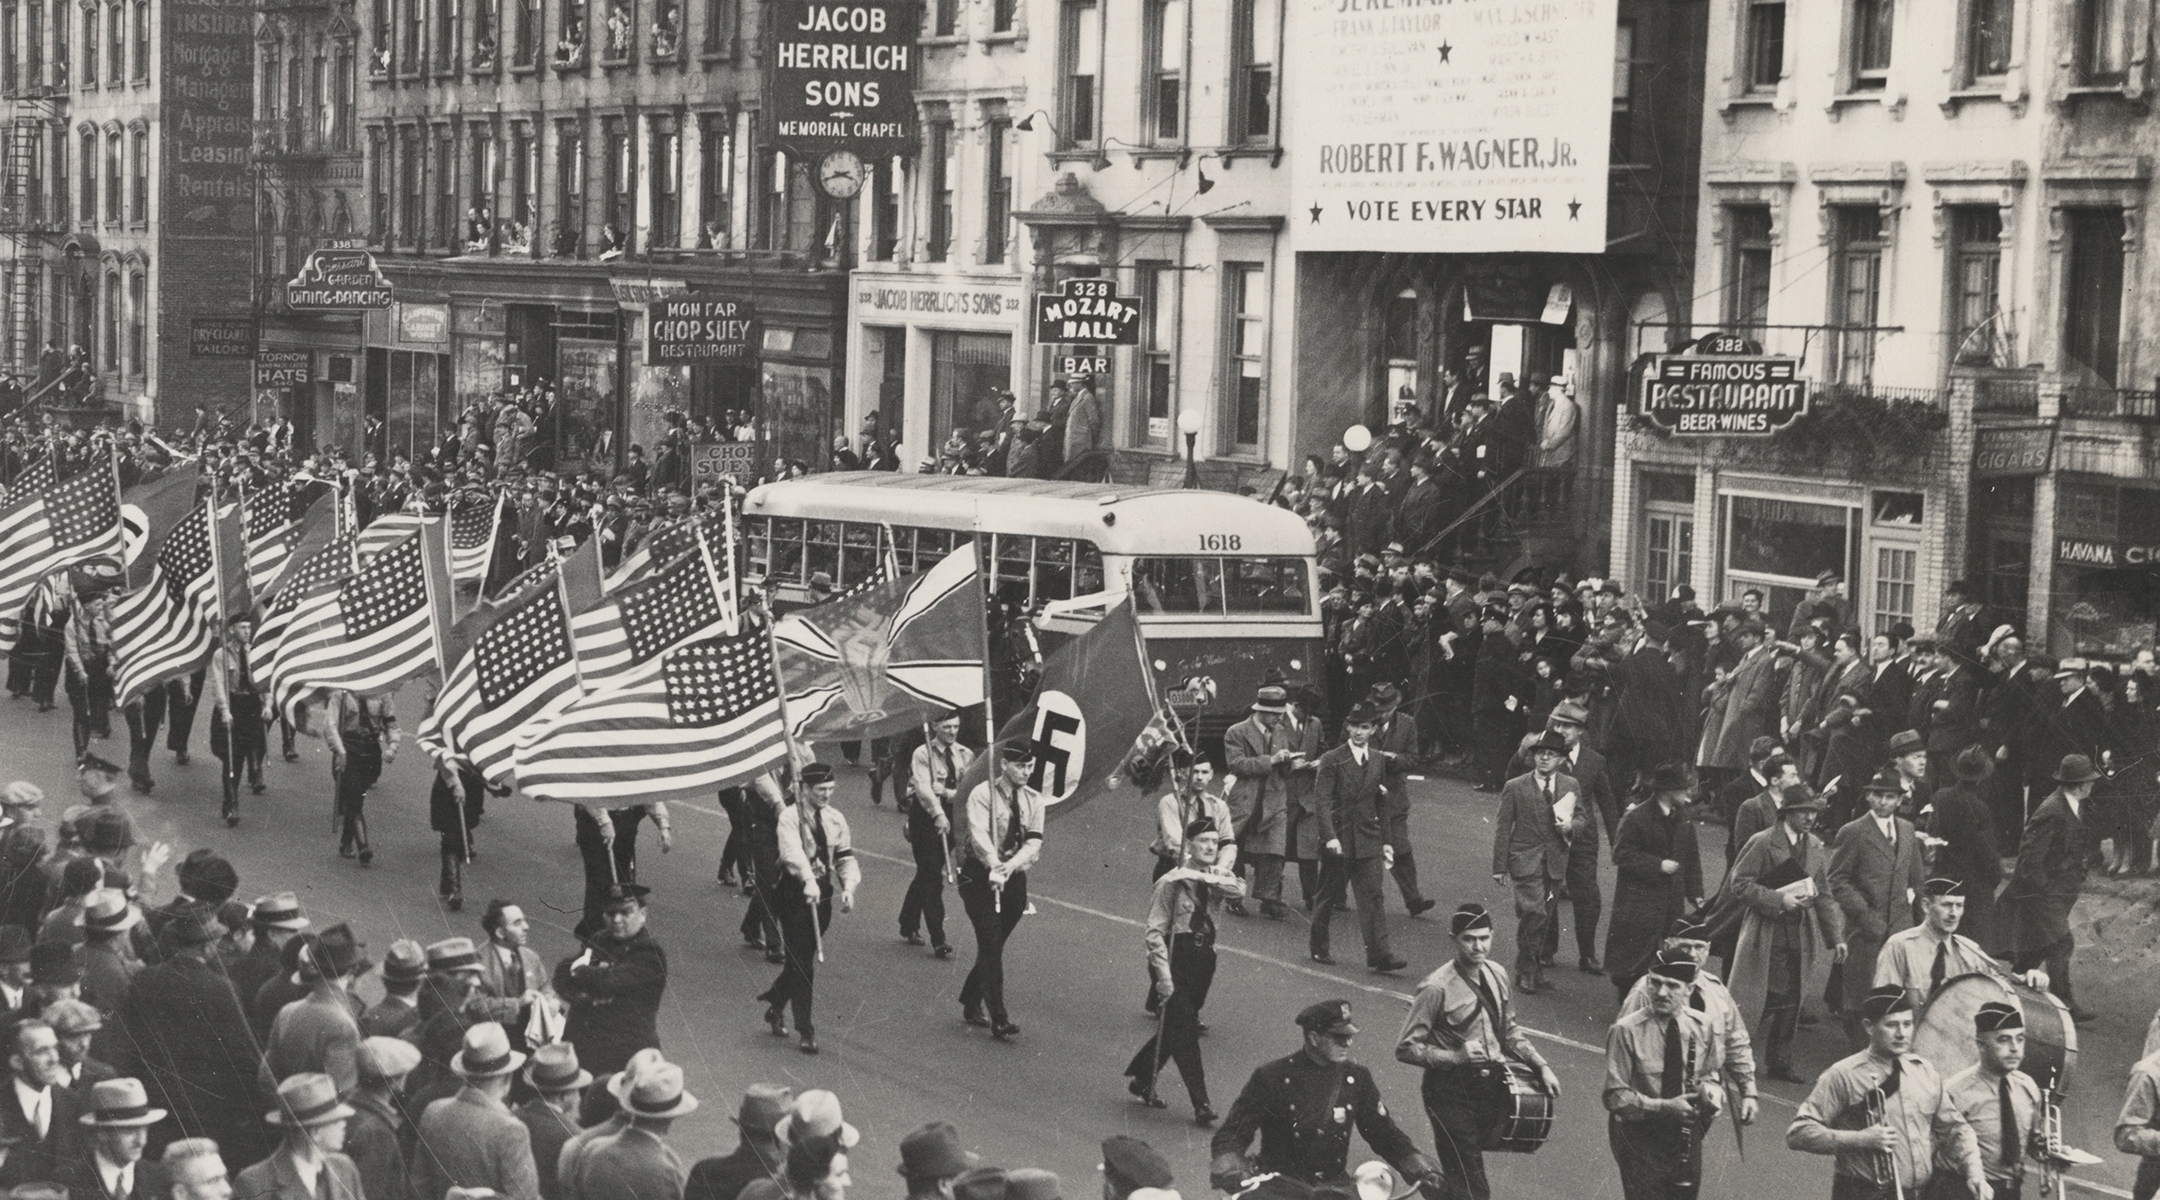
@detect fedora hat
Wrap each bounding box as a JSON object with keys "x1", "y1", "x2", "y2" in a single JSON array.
[
  {"x1": 1250, "y1": 685, "x2": 1288, "y2": 714},
  {"x1": 450, "y1": 1023, "x2": 527, "y2": 1079},
  {"x1": 79, "y1": 1077, "x2": 166, "y2": 1128},
  {"x1": 307, "y1": 923, "x2": 372, "y2": 979},
  {"x1": 251, "y1": 892, "x2": 308, "y2": 931},
  {"x1": 356, "y1": 1037, "x2": 422, "y2": 1085},
  {"x1": 1006, "y1": 1170, "x2": 1061, "y2": 1200},
  {"x1": 2054, "y1": 754, "x2": 2102, "y2": 785},
  {"x1": 1548, "y1": 700, "x2": 1590, "y2": 727},
  {"x1": 1343, "y1": 702, "x2": 1382, "y2": 727},
  {"x1": 1775, "y1": 782, "x2": 1827, "y2": 813},
  {"x1": 1862, "y1": 768, "x2": 1906, "y2": 795},
  {"x1": 732, "y1": 1083, "x2": 794, "y2": 1132},
  {"x1": 1887, "y1": 729, "x2": 1925, "y2": 757},
  {"x1": 425, "y1": 937, "x2": 484, "y2": 974},
  {"x1": 1527, "y1": 730, "x2": 1569, "y2": 756},
  {"x1": 526, "y1": 1043, "x2": 593, "y2": 1094},
  {"x1": 266, "y1": 1073, "x2": 356, "y2": 1128},
  {"x1": 621, "y1": 1061, "x2": 698, "y2": 1120},
  {"x1": 381, "y1": 939, "x2": 427, "y2": 986},
  {"x1": 606, "y1": 1048, "x2": 668, "y2": 1105},
  {"x1": 1954, "y1": 746, "x2": 1994, "y2": 783},
  {"x1": 898, "y1": 1122, "x2": 978, "y2": 1180},
  {"x1": 1643, "y1": 762, "x2": 1694, "y2": 795},
  {"x1": 776, "y1": 1088, "x2": 859, "y2": 1148},
  {"x1": 43, "y1": 999, "x2": 101, "y2": 1038},
  {"x1": 1365, "y1": 682, "x2": 1403, "y2": 711},
  {"x1": 161, "y1": 906, "x2": 225, "y2": 948},
  {"x1": 81, "y1": 889, "x2": 138, "y2": 935}
]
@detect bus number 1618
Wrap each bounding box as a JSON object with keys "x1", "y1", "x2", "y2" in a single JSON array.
[{"x1": 1198, "y1": 534, "x2": 1241, "y2": 551}]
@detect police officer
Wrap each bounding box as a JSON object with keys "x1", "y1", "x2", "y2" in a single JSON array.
[{"x1": 1209, "y1": 1000, "x2": 1438, "y2": 1193}]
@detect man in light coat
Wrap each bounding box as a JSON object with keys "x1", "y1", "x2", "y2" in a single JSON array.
[
  {"x1": 1703, "y1": 621, "x2": 1781, "y2": 781},
  {"x1": 410, "y1": 1023, "x2": 542, "y2": 1200},
  {"x1": 1828, "y1": 770, "x2": 1927, "y2": 1048},
  {"x1": 1222, "y1": 681, "x2": 1300, "y2": 919},
  {"x1": 1721, "y1": 783, "x2": 1845, "y2": 1083}
]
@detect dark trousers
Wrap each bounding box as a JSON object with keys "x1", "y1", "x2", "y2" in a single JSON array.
[
  {"x1": 67, "y1": 658, "x2": 112, "y2": 755},
  {"x1": 1510, "y1": 872, "x2": 1555, "y2": 980},
  {"x1": 1830, "y1": 1174, "x2": 1901, "y2": 1200},
  {"x1": 8, "y1": 625, "x2": 61, "y2": 703},
  {"x1": 1422, "y1": 1064, "x2": 1507, "y2": 1200},
  {"x1": 1125, "y1": 934, "x2": 1215, "y2": 1108},
  {"x1": 899, "y1": 809, "x2": 949, "y2": 946},
  {"x1": 716, "y1": 788, "x2": 747, "y2": 880},
  {"x1": 1760, "y1": 921, "x2": 1805, "y2": 1072},
  {"x1": 210, "y1": 696, "x2": 266, "y2": 808},
  {"x1": 760, "y1": 890, "x2": 833, "y2": 1034},
  {"x1": 1473, "y1": 715, "x2": 1521, "y2": 788},
  {"x1": 2134, "y1": 1157, "x2": 2160, "y2": 1200},
  {"x1": 1542, "y1": 842, "x2": 1603, "y2": 962},
  {"x1": 1309, "y1": 854, "x2": 1389, "y2": 963},
  {"x1": 1608, "y1": 1114, "x2": 1701, "y2": 1200},
  {"x1": 2015, "y1": 936, "x2": 2076, "y2": 1006},
  {"x1": 576, "y1": 831, "x2": 638, "y2": 937},
  {"x1": 1386, "y1": 812, "x2": 1425, "y2": 908},
  {"x1": 333, "y1": 735, "x2": 382, "y2": 853},
  {"x1": 166, "y1": 673, "x2": 203, "y2": 754},
  {"x1": 958, "y1": 868, "x2": 1027, "y2": 1022},
  {"x1": 739, "y1": 833, "x2": 782, "y2": 948},
  {"x1": 1297, "y1": 857, "x2": 1330, "y2": 910},
  {"x1": 125, "y1": 687, "x2": 168, "y2": 788},
  {"x1": 1243, "y1": 853, "x2": 1285, "y2": 908}
]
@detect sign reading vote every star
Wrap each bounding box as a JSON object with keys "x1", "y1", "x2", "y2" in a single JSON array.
[{"x1": 1287, "y1": 0, "x2": 1616, "y2": 254}]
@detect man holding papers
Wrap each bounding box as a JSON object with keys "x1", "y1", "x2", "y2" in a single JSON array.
[
  {"x1": 1726, "y1": 781, "x2": 1847, "y2": 1084},
  {"x1": 1491, "y1": 730, "x2": 1586, "y2": 994}
]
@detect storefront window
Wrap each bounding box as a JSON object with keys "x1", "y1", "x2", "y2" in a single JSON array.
[
  {"x1": 929, "y1": 330, "x2": 1011, "y2": 447},
  {"x1": 1726, "y1": 494, "x2": 1852, "y2": 628}
]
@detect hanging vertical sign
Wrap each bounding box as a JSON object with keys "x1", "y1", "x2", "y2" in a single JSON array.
[{"x1": 766, "y1": 0, "x2": 920, "y2": 157}]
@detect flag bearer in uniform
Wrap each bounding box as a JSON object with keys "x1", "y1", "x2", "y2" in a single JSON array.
[
  {"x1": 1872, "y1": 879, "x2": 2047, "y2": 1014},
  {"x1": 1788, "y1": 984, "x2": 1987, "y2": 1200},
  {"x1": 759, "y1": 762, "x2": 857, "y2": 1056},
  {"x1": 205, "y1": 615, "x2": 266, "y2": 827},
  {"x1": 1394, "y1": 903, "x2": 1560, "y2": 1200},
  {"x1": 324, "y1": 690, "x2": 396, "y2": 865},
  {"x1": 1125, "y1": 821, "x2": 1243, "y2": 1125},
  {"x1": 1933, "y1": 1001, "x2": 2042, "y2": 1200},
  {"x1": 957, "y1": 741, "x2": 1042, "y2": 1041},
  {"x1": 1603, "y1": 950, "x2": 1725, "y2": 1200},
  {"x1": 900, "y1": 713, "x2": 970, "y2": 959}
]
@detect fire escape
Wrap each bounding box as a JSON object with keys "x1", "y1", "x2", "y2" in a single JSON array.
[{"x1": 0, "y1": 26, "x2": 64, "y2": 381}]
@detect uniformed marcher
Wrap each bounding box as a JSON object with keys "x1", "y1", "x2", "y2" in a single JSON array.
[
  {"x1": 758, "y1": 762, "x2": 859, "y2": 1056},
  {"x1": 1931, "y1": 1002, "x2": 2042, "y2": 1200},
  {"x1": 572, "y1": 802, "x2": 672, "y2": 939},
  {"x1": 1603, "y1": 950, "x2": 1725, "y2": 1200},
  {"x1": 1125, "y1": 821, "x2": 1243, "y2": 1124},
  {"x1": 957, "y1": 740, "x2": 1043, "y2": 1040},
  {"x1": 1620, "y1": 916, "x2": 1759, "y2": 1127},
  {"x1": 1143, "y1": 749, "x2": 1235, "y2": 1014},
  {"x1": 430, "y1": 754, "x2": 487, "y2": 913},
  {"x1": 736, "y1": 774, "x2": 787, "y2": 962},
  {"x1": 1873, "y1": 879, "x2": 2047, "y2": 1013},
  {"x1": 1788, "y1": 984, "x2": 1986, "y2": 1200},
  {"x1": 1211, "y1": 1000, "x2": 1438, "y2": 1193},
  {"x1": 553, "y1": 883, "x2": 667, "y2": 1077},
  {"x1": 1395, "y1": 903, "x2": 1559, "y2": 1200},
  {"x1": 323, "y1": 690, "x2": 397, "y2": 865},
  {"x1": 900, "y1": 714, "x2": 971, "y2": 958},
  {"x1": 205, "y1": 615, "x2": 265, "y2": 826}
]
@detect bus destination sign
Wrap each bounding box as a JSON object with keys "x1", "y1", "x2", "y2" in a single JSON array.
[{"x1": 1638, "y1": 355, "x2": 1807, "y2": 436}]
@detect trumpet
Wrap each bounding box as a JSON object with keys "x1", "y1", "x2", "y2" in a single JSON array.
[
  {"x1": 2030, "y1": 1069, "x2": 2102, "y2": 1200},
  {"x1": 1866, "y1": 1089, "x2": 1903, "y2": 1200}
]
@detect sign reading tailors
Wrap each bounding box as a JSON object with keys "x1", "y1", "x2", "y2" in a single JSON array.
[
  {"x1": 648, "y1": 298, "x2": 760, "y2": 364},
  {"x1": 1033, "y1": 279, "x2": 1143, "y2": 346},
  {"x1": 1286, "y1": 0, "x2": 1616, "y2": 255},
  {"x1": 766, "y1": 0, "x2": 918, "y2": 157},
  {"x1": 254, "y1": 349, "x2": 312, "y2": 388},
  {"x1": 1638, "y1": 356, "x2": 1808, "y2": 436},
  {"x1": 285, "y1": 250, "x2": 394, "y2": 311},
  {"x1": 692, "y1": 442, "x2": 761, "y2": 486},
  {"x1": 189, "y1": 318, "x2": 256, "y2": 359}
]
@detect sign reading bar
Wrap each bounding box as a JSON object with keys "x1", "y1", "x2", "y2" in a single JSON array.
[
  {"x1": 1638, "y1": 356, "x2": 1808, "y2": 436},
  {"x1": 254, "y1": 349, "x2": 312, "y2": 388},
  {"x1": 1032, "y1": 279, "x2": 1143, "y2": 346},
  {"x1": 286, "y1": 250, "x2": 394, "y2": 310},
  {"x1": 647, "y1": 298, "x2": 759, "y2": 364},
  {"x1": 691, "y1": 441, "x2": 761, "y2": 485},
  {"x1": 766, "y1": 0, "x2": 918, "y2": 157},
  {"x1": 1973, "y1": 423, "x2": 2056, "y2": 478},
  {"x1": 190, "y1": 318, "x2": 256, "y2": 359},
  {"x1": 1056, "y1": 354, "x2": 1108, "y2": 378},
  {"x1": 1286, "y1": 0, "x2": 1616, "y2": 255}
]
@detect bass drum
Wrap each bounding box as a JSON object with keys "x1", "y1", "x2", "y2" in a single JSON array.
[
  {"x1": 1914, "y1": 973, "x2": 2078, "y2": 1093},
  {"x1": 1483, "y1": 1061, "x2": 1555, "y2": 1154}
]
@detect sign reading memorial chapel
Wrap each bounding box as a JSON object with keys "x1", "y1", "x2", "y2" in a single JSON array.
[
  {"x1": 1032, "y1": 279, "x2": 1143, "y2": 347},
  {"x1": 766, "y1": 0, "x2": 919, "y2": 157}
]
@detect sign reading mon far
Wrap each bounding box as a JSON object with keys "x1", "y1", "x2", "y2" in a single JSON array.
[
  {"x1": 647, "y1": 298, "x2": 759, "y2": 364},
  {"x1": 1638, "y1": 355, "x2": 1808, "y2": 436},
  {"x1": 767, "y1": 0, "x2": 918, "y2": 157},
  {"x1": 1032, "y1": 279, "x2": 1143, "y2": 346}
]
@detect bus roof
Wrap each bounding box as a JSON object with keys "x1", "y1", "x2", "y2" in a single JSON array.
[{"x1": 743, "y1": 472, "x2": 1316, "y2": 557}]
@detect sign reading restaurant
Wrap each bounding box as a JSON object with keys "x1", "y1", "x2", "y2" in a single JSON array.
[
  {"x1": 1638, "y1": 355, "x2": 1808, "y2": 435},
  {"x1": 767, "y1": 0, "x2": 918, "y2": 156},
  {"x1": 648, "y1": 298, "x2": 760, "y2": 364}
]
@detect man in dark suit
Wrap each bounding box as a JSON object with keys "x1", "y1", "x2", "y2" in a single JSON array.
[
  {"x1": 114, "y1": 905, "x2": 266, "y2": 1164},
  {"x1": 2009, "y1": 754, "x2": 2099, "y2": 1021},
  {"x1": 1933, "y1": 579, "x2": 1996, "y2": 668},
  {"x1": 345, "y1": 1036, "x2": 421, "y2": 1200},
  {"x1": 264, "y1": 923, "x2": 370, "y2": 1094},
  {"x1": 1509, "y1": 699, "x2": 1621, "y2": 975},
  {"x1": 1490, "y1": 731, "x2": 1583, "y2": 993},
  {"x1": 1917, "y1": 640, "x2": 1983, "y2": 788},
  {"x1": 1606, "y1": 619, "x2": 1685, "y2": 799},
  {"x1": 0, "y1": 1019, "x2": 86, "y2": 1186},
  {"x1": 56, "y1": 1077, "x2": 169, "y2": 1200},
  {"x1": 2030, "y1": 660, "x2": 2114, "y2": 798},
  {"x1": 1983, "y1": 642, "x2": 2047, "y2": 851},
  {"x1": 1309, "y1": 703, "x2": 1408, "y2": 973},
  {"x1": 1859, "y1": 631, "x2": 1916, "y2": 760},
  {"x1": 1470, "y1": 609, "x2": 1527, "y2": 792},
  {"x1": 682, "y1": 1084, "x2": 791, "y2": 1200},
  {"x1": 1827, "y1": 769, "x2": 1928, "y2": 1048},
  {"x1": 1928, "y1": 747, "x2": 2004, "y2": 952}
]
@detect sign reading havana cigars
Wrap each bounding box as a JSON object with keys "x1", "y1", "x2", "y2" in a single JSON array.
[
  {"x1": 285, "y1": 250, "x2": 394, "y2": 310},
  {"x1": 766, "y1": 0, "x2": 918, "y2": 157}
]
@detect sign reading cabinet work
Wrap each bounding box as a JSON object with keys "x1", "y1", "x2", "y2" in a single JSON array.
[
  {"x1": 1287, "y1": 0, "x2": 1616, "y2": 253},
  {"x1": 765, "y1": 0, "x2": 919, "y2": 157}
]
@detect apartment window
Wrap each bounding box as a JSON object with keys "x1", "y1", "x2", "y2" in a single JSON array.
[
  {"x1": 1057, "y1": 0, "x2": 1098, "y2": 146},
  {"x1": 286, "y1": 54, "x2": 304, "y2": 146},
  {"x1": 603, "y1": 117, "x2": 629, "y2": 245},
  {"x1": 702, "y1": 0, "x2": 730, "y2": 50},
  {"x1": 507, "y1": 122, "x2": 531, "y2": 227},
  {"x1": 332, "y1": 44, "x2": 355, "y2": 148},
  {"x1": 105, "y1": 2, "x2": 118, "y2": 83},
  {"x1": 1873, "y1": 545, "x2": 1917, "y2": 633},
  {"x1": 1948, "y1": 207, "x2": 2001, "y2": 364},
  {"x1": 1724, "y1": 205, "x2": 1773, "y2": 332},
  {"x1": 433, "y1": 128, "x2": 454, "y2": 248},
  {"x1": 1611, "y1": 20, "x2": 1635, "y2": 163},
  {"x1": 44, "y1": 127, "x2": 57, "y2": 224},
  {"x1": 1963, "y1": 0, "x2": 2011, "y2": 82},
  {"x1": 555, "y1": 120, "x2": 583, "y2": 253},
  {"x1": 1138, "y1": 261, "x2": 1174, "y2": 445},
  {"x1": 869, "y1": 157, "x2": 897, "y2": 260},
  {"x1": 101, "y1": 270, "x2": 116, "y2": 370},
  {"x1": 368, "y1": 128, "x2": 389, "y2": 238},
  {"x1": 435, "y1": 0, "x2": 458, "y2": 69},
  {"x1": 514, "y1": 0, "x2": 537, "y2": 62},
  {"x1": 990, "y1": 0, "x2": 1012, "y2": 32},
  {"x1": 650, "y1": 119, "x2": 678, "y2": 248},
  {"x1": 1744, "y1": 0, "x2": 1784, "y2": 92},
  {"x1": 50, "y1": 0, "x2": 62, "y2": 86},
  {"x1": 699, "y1": 119, "x2": 731, "y2": 246},
  {"x1": 127, "y1": 126, "x2": 142, "y2": 222},
  {"x1": 403, "y1": 0, "x2": 422, "y2": 70},
  {"x1": 1143, "y1": 0, "x2": 1183, "y2": 141},
  {"x1": 983, "y1": 116, "x2": 1011, "y2": 264},
  {"x1": 931, "y1": 0, "x2": 954, "y2": 36},
  {"x1": 2078, "y1": 0, "x2": 2130, "y2": 85},
  {"x1": 1849, "y1": 0, "x2": 1892, "y2": 89},
  {"x1": 2, "y1": 1, "x2": 15, "y2": 94},
  {"x1": 2063, "y1": 207, "x2": 2126, "y2": 385},
  {"x1": 1229, "y1": 0, "x2": 1277, "y2": 143},
  {"x1": 312, "y1": 51, "x2": 329, "y2": 142},
  {"x1": 26, "y1": 1, "x2": 41, "y2": 90},
  {"x1": 81, "y1": 3, "x2": 94, "y2": 87},
  {"x1": 372, "y1": 0, "x2": 391, "y2": 67},
  {"x1": 925, "y1": 118, "x2": 952, "y2": 262},
  {"x1": 757, "y1": 150, "x2": 783, "y2": 248},
  {"x1": 131, "y1": 0, "x2": 144, "y2": 78},
  {"x1": 126, "y1": 271, "x2": 142, "y2": 375},
  {"x1": 1223, "y1": 263, "x2": 1266, "y2": 452},
  {"x1": 1829, "y1": 206, "x2": 1884, "y2": 385},
  {"x1": 77, "y1": 129, "x2": 93, "y2": 221},
  {"x1": 398, "y1": 128, "x2": 421, "y2": 243},
  {"x1": 468, "y1": 125, "x2": 493, "y2": 230}
]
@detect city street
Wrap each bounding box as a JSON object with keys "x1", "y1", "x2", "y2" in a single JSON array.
[{"x1": 8, "y1": 692, "x2": 2146, "y2": 1200}]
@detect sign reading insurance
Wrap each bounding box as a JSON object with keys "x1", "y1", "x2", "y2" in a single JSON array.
[
  {"x1": 1287, "y1": 0, "x2": 1615, "y2": 254},
  {"x1": 767, "y1": 1, "x2": 918, "y2": 156},
  {"x1": 1032, "y1": 279, "x2": 1143, "y2": 346},
  {"x1": 1638, "y1": 356, "x2": 1808, "y2": 436},
  {"x1": 647, "y1": 298, "x2": 759, "y2": 364}
]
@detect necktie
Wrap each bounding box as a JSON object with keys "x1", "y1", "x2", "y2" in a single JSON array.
[
  {"x1": 1468, "y1": 964, "x2": 1506, "y2": 1049},
  {"x1": 1879, "y1": 1057, "x2": 1903, "y2": 1103},
  {"x1": 1690, "y1": 989, "x2": 1707, "y2": 1013},
  {"x1": 1189, "y1": 880, "x2": 1216, "y2": 946},
  {"x1": 938, "y1": 746, "x2": 955, "y2": 793},
  {"x1": 1930, "y1": 940, "x2": 1949, "y2": 995},
  {"x1": 1999, "y1": 1077, "x2": 2021, "y2": 1167},
  {"x1": 1661, "y1": 1018, "x2": 1686, "y2": 1099},
  {"x1": 30, "y1": 1089, "x2": 45, "y2": 1139},
  {"x1": 1005, "y1": 788, "x2": 1025, "y2": 856}
]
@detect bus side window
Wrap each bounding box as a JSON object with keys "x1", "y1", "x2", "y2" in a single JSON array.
[
  {"x1": 918, "y1": 528, "x2": 953, "y2": 561},
  {"x1": 770, "y1": 518, "x2": 806, "y2": 584},
  {"x1": 891, "y1": 527, "x2": 918, "y2": 575},
  {"x1": 996, "y1": 534, "x2": 1034, "y2": 608},
  {"x1": 807, "y1": 521, "x2": 842, "y2": 584},
  {"x1": 842, "y1": 523, "x2": 880, "y2": 586},
  {"x1": 744, "y1": 515, "x2": 772, "y2": 580},
  {"x1": 1075, "y1": 541, "x2": 1104, "y2": 596},
  {"x1": 1036, "y1": 538, "x2": 1073, "y2": 601}
]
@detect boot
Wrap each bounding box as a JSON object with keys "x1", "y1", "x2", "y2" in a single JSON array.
[
  {"x1": 439, "y1": 853, "x2": 463, "y2": 911},
  {"x1": 355, "y1": 815, "x2": 374, "y2": 866}
]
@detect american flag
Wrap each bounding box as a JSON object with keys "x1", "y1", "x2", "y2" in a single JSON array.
[
  {"x1": 563, "y1": 511, "x2": 737, "y2": 697},
  {"x1": 244, "y1": 484, "x2": 309, "y2": 599},
  {"x1": 447, "y1": 490, "x2": 502, "y2": 584},
  {"x1": 418, "y1": 547, "x2": 595, "y2": 786},
  {"x1": 270, "y1": 526, "x2": 440, "y2": 715},
  {"x1": 9, "y1": 451, "x2": 55, "y2": 499},
  {"x1": 0, "y1": 466, "x2": 124, "y2": 645},
  {"x1": 603, "y1": 509, "x2": 727, "y2": 592},
  {"x1": 111, "y1": 500, "x2": 224, "y2": 705},
  {"x1": 249, "y1": 532, "x2": 357, "y2": 692},
  {"x1": 513, "y1": 628, "x2": 788, "y2": 806},
  {"x1": 358, "y1": 511, "x2": 427, "y2": 561}
]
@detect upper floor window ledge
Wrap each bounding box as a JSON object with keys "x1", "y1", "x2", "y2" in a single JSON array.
[
  {"x1": 1825, "y1": 90, "x2": 1906, "y2": 119},
  {"x1": 1212, "y1": 145, "x2": 1283, "y2": 168}
]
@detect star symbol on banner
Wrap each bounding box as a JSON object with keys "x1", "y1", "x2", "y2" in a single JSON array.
[
  {"x1": 1437, "y1": 40, "x2": 1451, "y2": 63},
  {"x1": 1567, "y1": 198, "x2": 1582, "y2": 220},
  {"x1": 1308, "y1": 202, "x2": 1323, "y2": 224}
]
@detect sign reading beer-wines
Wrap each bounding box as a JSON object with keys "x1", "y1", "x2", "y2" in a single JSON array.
[
  {"x1": 1032, "y1": 279, "x2": 1143, "y2": 347},
  {"x1": 1638, "y1": 355, "x2": 1808, "y2": 436},
  {"x1": 767, "y1": 0, "x2": 918, "y2": 157},
  {"x1": 647, "y1": 298, "x2": 759, "y2": 364},
  {"x1": 285, "y1": 250, "x2": 394, "y2": 310}
]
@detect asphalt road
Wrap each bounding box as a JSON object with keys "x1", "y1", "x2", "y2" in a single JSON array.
[{"x1": 5, "y1": 692, "x2": 2149, "y2": 1200}]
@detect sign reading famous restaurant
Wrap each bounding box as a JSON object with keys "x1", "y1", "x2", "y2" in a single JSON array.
[{"x1": 1638, "y1": 355, "x2": 1808, "y2": 436}]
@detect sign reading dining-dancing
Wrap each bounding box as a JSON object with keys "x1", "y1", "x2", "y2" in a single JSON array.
[{"x1": 1287, "y1": 0, "x2": 1616, "y2": 254}]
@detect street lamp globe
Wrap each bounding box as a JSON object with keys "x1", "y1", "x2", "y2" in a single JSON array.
[
  {"x1": 1342, "y1": 424, "x2": 1373, "y2": 453},
  {"x1": 1175, "y1": 410, "x2": 1202, "y2": 436}
]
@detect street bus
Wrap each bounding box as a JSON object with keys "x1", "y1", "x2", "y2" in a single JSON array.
[{"x1": 739, "y1": 472, "x2": 1323, "y2": 740}]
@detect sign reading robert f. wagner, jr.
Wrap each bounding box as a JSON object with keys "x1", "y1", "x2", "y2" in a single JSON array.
[
  {"x1": 767, "y1": 1, "x2": 918, "y2": 156},
  {"x1": 1638, "y1": 356, "x2": 1808, "y2": 436}
]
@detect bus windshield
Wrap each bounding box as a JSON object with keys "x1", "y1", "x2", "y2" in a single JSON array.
[{"x1": 1130, "y1": 556, "x2": 1311, "y2": 616}]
